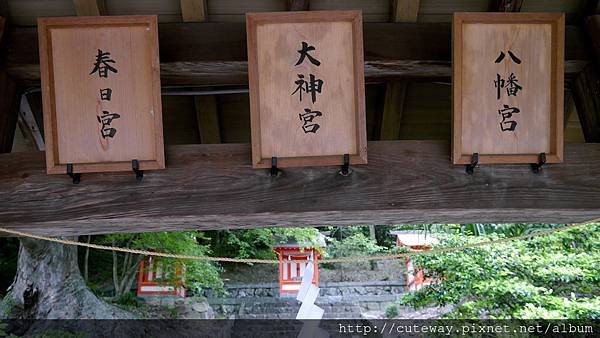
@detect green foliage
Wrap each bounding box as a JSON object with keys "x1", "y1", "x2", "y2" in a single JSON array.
[
  {"x1": 385, "y1": 304, "x2": 399, "y2": 318},
  {"x1": 208, "y1": 227, "x2": 321, "y2": 260},
  {"x1": 101, "y1": 232, "x2": 224, "y2": 295},
  {"x1": 399, "y1": 224, "x2": 600, "y2": 319},
  {"x1": 326, "y1": 233, "x2": 386, "y2": 258}
]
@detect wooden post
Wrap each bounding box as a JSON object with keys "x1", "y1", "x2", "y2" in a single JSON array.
[
  {"x1": 194, "y1": 95, "x2": 221, "y2": 144},
  {"x1": 180, "y1": 0, "x2": 207, "y2": 22},
  {"x1": 73, "y1": 0, "x2": 106, "y2": 16}
]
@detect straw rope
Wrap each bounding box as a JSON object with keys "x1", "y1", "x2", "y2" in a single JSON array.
[{"x1": 0, "y1": 218, "x2": 598, "y2": 264}]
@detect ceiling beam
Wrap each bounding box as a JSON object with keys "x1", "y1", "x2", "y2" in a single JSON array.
[
  {"x1": 1, "y1": 141, "x2": 600, "y2": 236},
  {"x1": 73, "y1": 0, "x2": 106, "y2": 16},
  {"x1": 180, "y1": 0, "x2": 207, "y2": 22},
  {"x1": 0, "y1": 23, "x2": 590, "y2": 86}
]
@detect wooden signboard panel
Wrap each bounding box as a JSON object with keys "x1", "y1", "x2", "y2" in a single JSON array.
[
  {"x1": 452, "y1": 13, "x2": 564, "y2": 165},
  {"x1": 38, "y1": 16, "x2": 164, "y2": 174},
  {"x1": 247, "y1": 11, "x2": 367, "y2": 168}
]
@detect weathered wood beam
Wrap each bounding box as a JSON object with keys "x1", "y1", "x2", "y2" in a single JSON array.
[
  {"x1": 287, "y1": 0, "x2": 310, "y2": 11},
  {"x1": 73, "y1": 0, "x2": 106, "y2": 16},
  {"x1": 391, "y1": 0, "x2": 420, "y2": 22},
  {"x1": 180, "y1": 0, "x2": 207, "y2": 22},
  {"x1": 1, "y1": 141, "x2": 600, "y2": 236},
  {"x1": 194, "y1": 95, "x2": 221, "y2": 144},
  {"x1": 1, "y1": 23, "x2": 589, "y2": 86},
  {"x1": 380, "y1": 82, "x2": 406, "y2": 140}
]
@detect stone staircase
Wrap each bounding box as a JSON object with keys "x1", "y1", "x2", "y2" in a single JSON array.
[
  {"x1": 209, "y1": 294, "x2": 401, "y2": 319},
  {"x1": 207, "y1": 281, "x2": 406, "y2": 319}
]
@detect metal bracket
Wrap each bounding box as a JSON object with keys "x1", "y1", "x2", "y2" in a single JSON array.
[
  {"x1": 466, "y1": 153, "x2": 479, "y2": 175},
  {"x1": 531, "y1": 152, "x2": 546, "y2": 174},
  {"x1": 66, "y1": 164, "x2": 81, "y2": 184},
  {"x1": 339, "y1": 154, "x2": 352, "y2": 176},
  {"x1": 132, "y1": 159, "x2": 144, "y2": 182},
  {"x1": 270, "y1": 157, "x2": 281, "y2": 177}
]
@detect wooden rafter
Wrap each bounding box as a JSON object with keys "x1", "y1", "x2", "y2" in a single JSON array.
[
  {"x1": 0, "y1": 17, "x2": 20, "y2": 154},
  {"x1": 0, "y1": 23, "x2": 590, "y2": 86},
  {"x1": 1, "y1": 141, "x2": 600, "y2": 236},
  {"x1": 287, "y1": 0, "x2": 310, "y2": 11},
  {"x1": 573, "y1": 15, "x2": 600, "y2": 142},
  {"x1": 380, "y1": 82, "x2": 407, "y2": 140},
  {"x1": 391, "y1": 0, "x2": 420, "y2": 22},
  {"x1": 492, "y1": 0, "x2": 524, "y2": 12},
  {"x1": 73, "y1": 0, "x2": 106, "y2": 16},
  {"x1": 180, "y1": 0, "x2": 207, "y2": 22},
  {"x1": 381, "y1": 0, "x2": 419, "y2": 140},
  {"x1": 194, "y1": 95, "x2": 221, "y2": 144}
]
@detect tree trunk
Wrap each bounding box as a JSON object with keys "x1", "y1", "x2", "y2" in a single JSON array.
[{"x1": 4, "y1": 238, "x2": 133, "y2": 319}]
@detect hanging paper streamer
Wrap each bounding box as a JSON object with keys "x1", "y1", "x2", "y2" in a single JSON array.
[{"x1": 295, "y1": 261, "x2": 329, "y2": 338}]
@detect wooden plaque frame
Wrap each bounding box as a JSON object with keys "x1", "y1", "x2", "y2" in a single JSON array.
[
  {"x1": 246, "y1": 11, "x2": 367, "y2": 169},
  {"x1": 38, "y1": 16, "x2": 164, "y2": 174},
  {"x1": 452, "y1": 13, "x2": 564, "y2": 165}
]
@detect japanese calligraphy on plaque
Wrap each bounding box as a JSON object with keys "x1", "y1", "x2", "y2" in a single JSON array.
[
  {"x1": 452, "y1": 13, "x2": 564, "y2": 165},
  {"x1": 38, "y1": 16, "x2": 164, "y2": 174},
  {"x1": 247, "y1": 11, "x2": 367, "y2": 168}
]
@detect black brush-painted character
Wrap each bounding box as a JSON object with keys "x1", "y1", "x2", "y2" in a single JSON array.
[
  {"x1": 495, "y1": 73, "x2": 522, "y2": 99},
  {"x1": 295, "y1": 41, "x2": 321, "y2": 67},
  {"x1": 292, "y1": 74, "x2": 324, "y2": 104},
  {"x1": 299, "y1": 108, "x2": 323, "y2": 133},
  {"x1": 97, "y1": 110, "x2": 121, "y2": 138},
  {"x1": 498, "y1": 104, "x2": 520, "y2": 132},
  {"x1": 495, "y1": 50, "x2": 522, "y2": 64},
  {"x1": 90, "y1": 49, "x2": 118, "y2": 78},
  {"x1": 99, "y1": 88, "x2": 112, "y2": 101}
]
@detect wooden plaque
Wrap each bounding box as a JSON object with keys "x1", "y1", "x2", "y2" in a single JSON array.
[
  {"x1": 452, "y1": 13, "x2": 564, "y2": 165},
  {"x1": 246, "y1": 11, "x2": 367, "y2": 168},
  {"x1": 38, "y1": 16, "x2": 164, "y2": 174}
]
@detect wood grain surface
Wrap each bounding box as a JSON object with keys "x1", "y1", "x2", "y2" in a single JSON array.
[
  {"x1": 1, "y1": 141, "x2": 600, "y2": 236},
  {"x1": 247, "y1": 11, "x2": 366, "y2": 168},
  {"x1": 38, "y1": 16, "x2": 165, "y2": 174},
  {"x1": 453, "y1": 13, "x2": 564, "y2": 164}
]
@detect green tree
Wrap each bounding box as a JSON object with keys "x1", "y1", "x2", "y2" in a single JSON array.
[
  {"x1": 208, "y1": 227, "x2": 321, "y2": 260},
  {"x1": 100, "y1": 232, "x2": 223, "y2": 297},
  {"x1": 399, "y1": 224, "x2": 600, "y2": 319}
]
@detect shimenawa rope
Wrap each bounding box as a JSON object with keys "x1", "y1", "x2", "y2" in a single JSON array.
[{"x1": 0, "y1": 218, "x2": 598, "y2": 264}]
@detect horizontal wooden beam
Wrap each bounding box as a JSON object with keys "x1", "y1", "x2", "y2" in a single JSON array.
[
  {"x1": 1, "y1": 141, "x2": 600, "y2": 236},
  {"x1": 1, "y1": 23, "x2": 589, "y2": 86}
]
